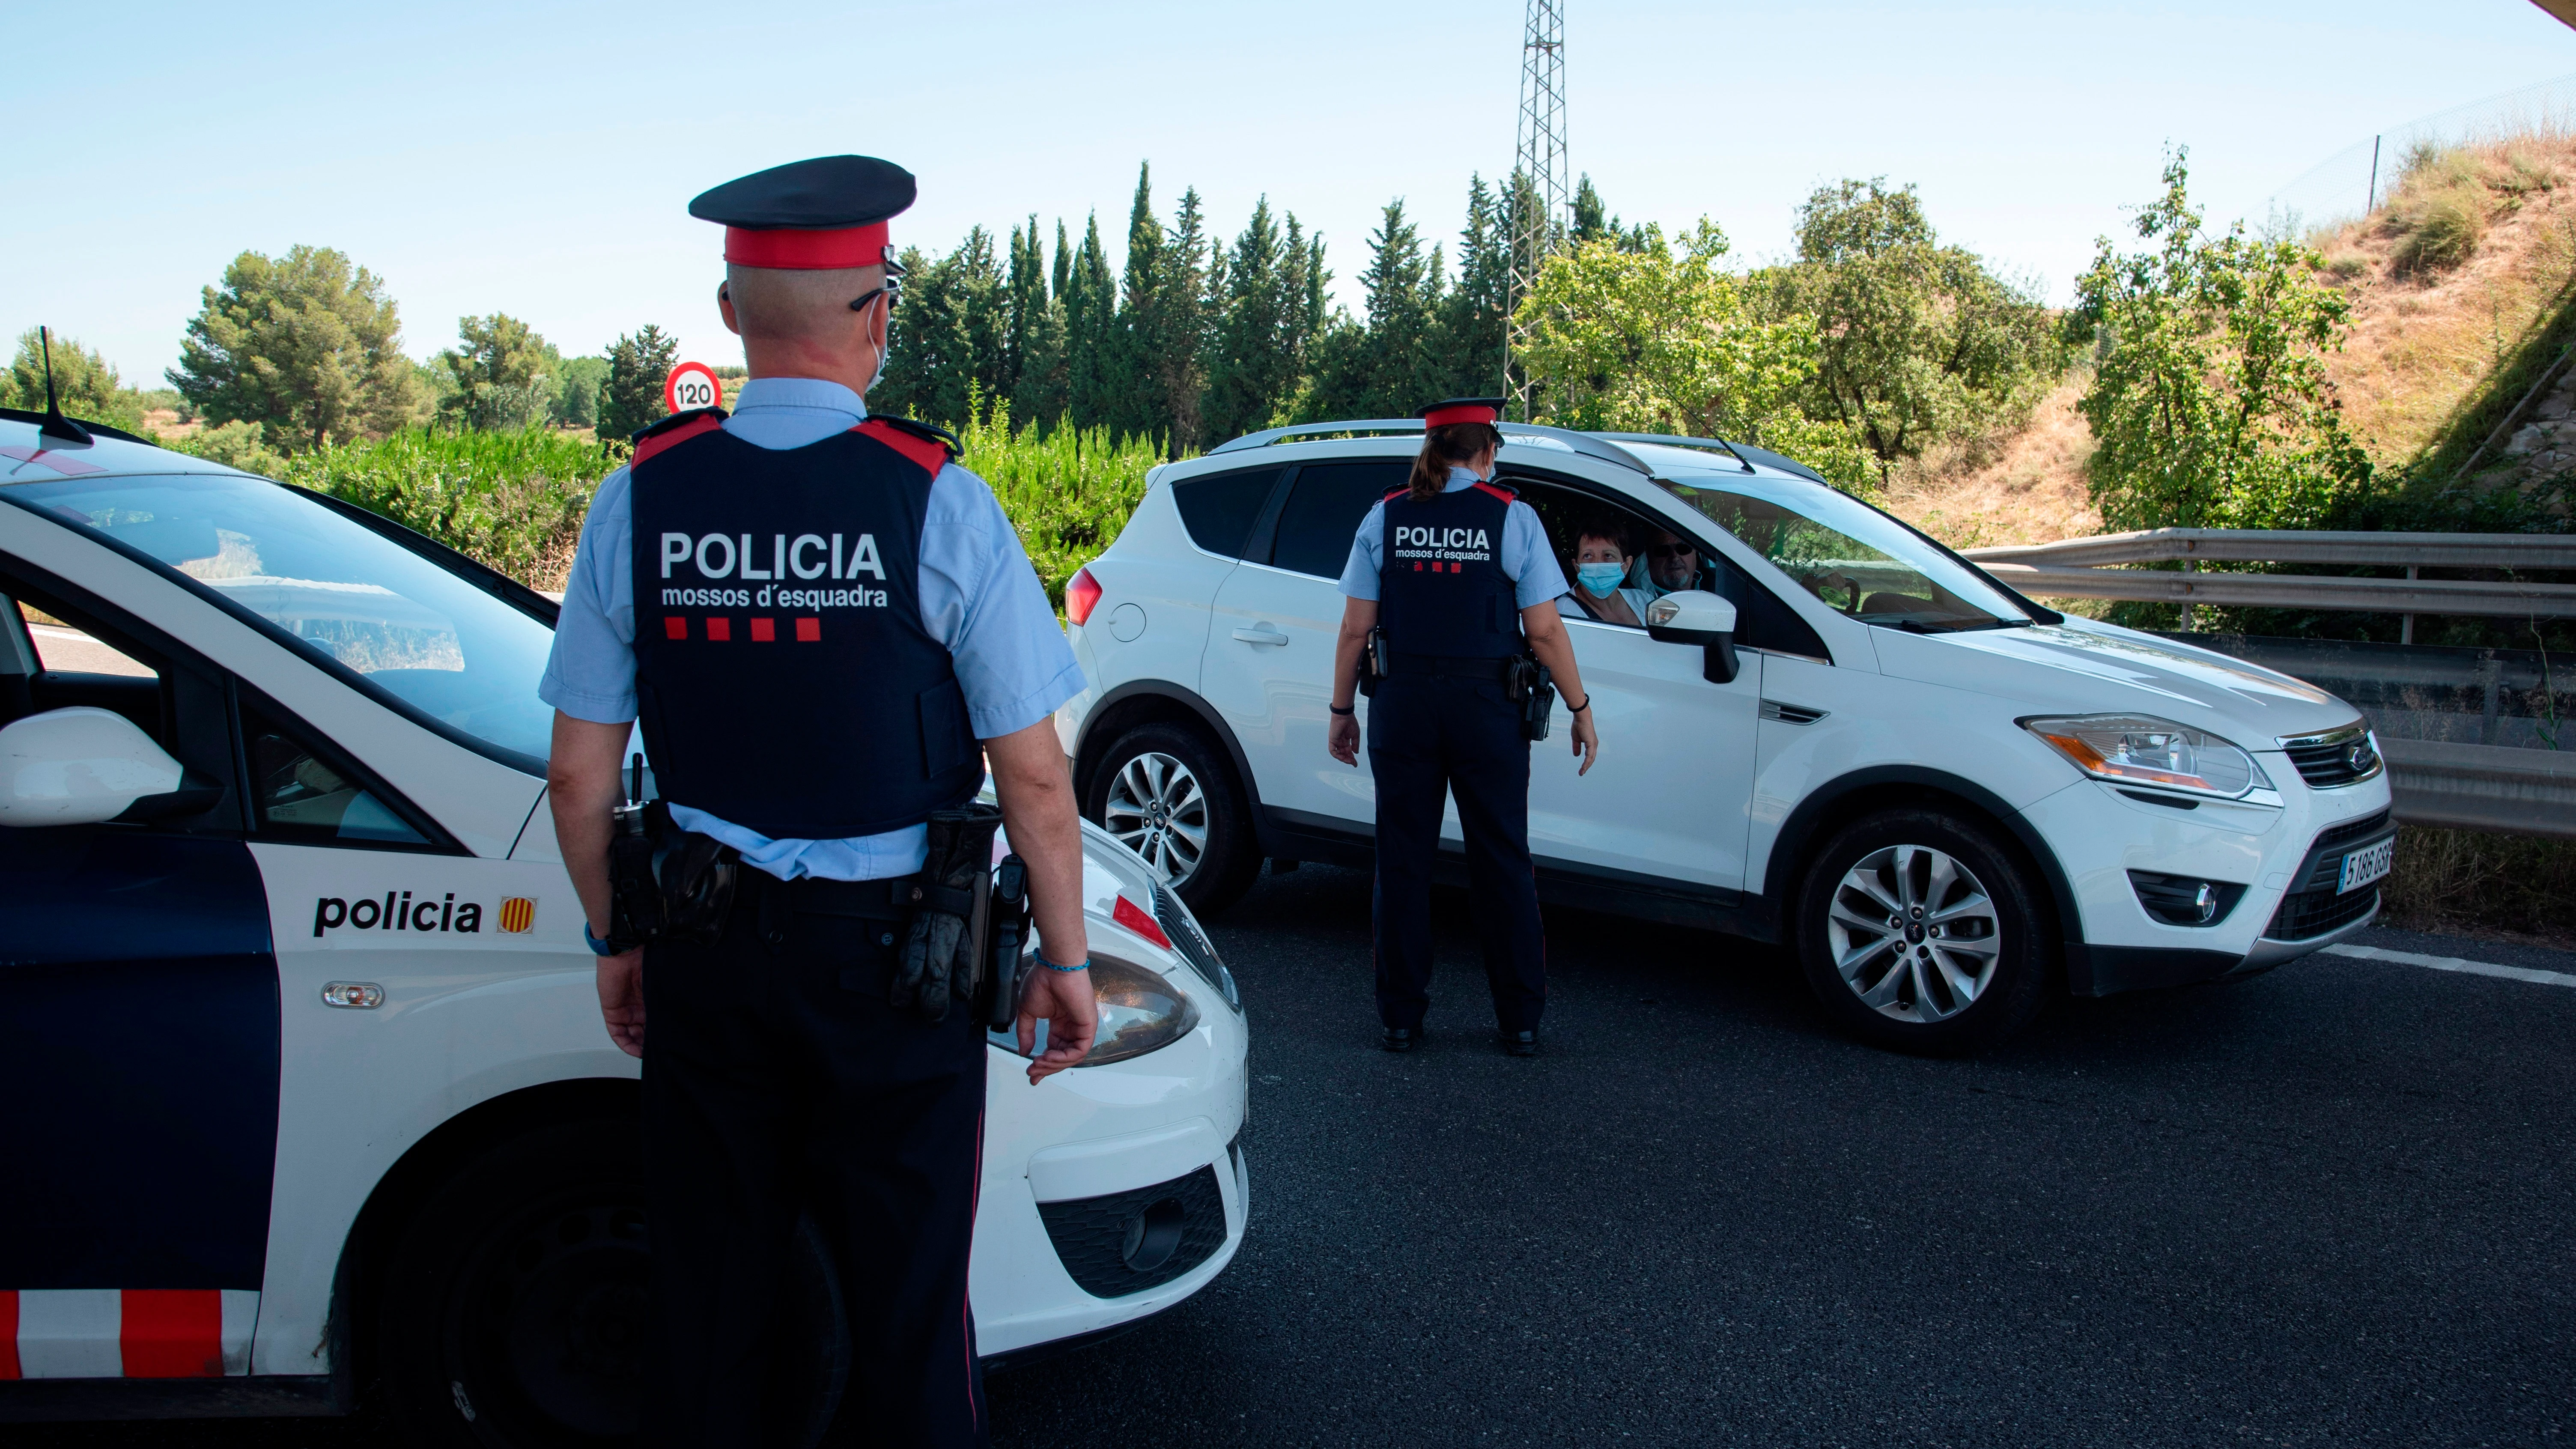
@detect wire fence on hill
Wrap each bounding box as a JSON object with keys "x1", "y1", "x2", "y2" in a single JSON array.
[{"x1": 2265, "y1": 72, "x2": 2576, "y2": 236}]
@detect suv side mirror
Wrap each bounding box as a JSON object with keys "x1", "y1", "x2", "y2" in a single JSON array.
[
  {"x1": 1645, "y1": 590, "x2": 1741, "y2": 685},
  {"x1": 0, "y1": 706, "x2": 188, "y2": 826}
]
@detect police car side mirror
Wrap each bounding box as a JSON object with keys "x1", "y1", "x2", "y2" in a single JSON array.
[
  {"x1": 1644, "y1": 591, "x2": 1740, "y2": 686},
  {"x1": 0, "y1": 706, "x2": 187, "y2": 826}
]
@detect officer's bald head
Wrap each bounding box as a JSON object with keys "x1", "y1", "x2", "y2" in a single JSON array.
[{"x1": 722, "y1": 262, "x2": 888, "y2": 343}]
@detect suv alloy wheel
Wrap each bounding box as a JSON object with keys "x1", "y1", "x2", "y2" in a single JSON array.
[
  {"x1": 1794, "y1": 808, "x2": 2053, "y2": 1054},
  {"x1": 1086, "y1": 721, "x2": 1260, "y2": 915}
]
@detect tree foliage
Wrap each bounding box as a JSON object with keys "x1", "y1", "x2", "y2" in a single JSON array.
[
  {"x1": 3, "y1": 328, "x2": 147, "y2": 433},
  {"x1": 438, "y1": 313, "x2": 558, "y2": 432},
  {"x1": 2067, "y1": 152, "x2": 2372, "y2": 531},
  {"x1": 597, "y1": 324, "x2": 679, "y2": 444},
  {"x1": 167, "y1": 245, "x2": 421, "y2": 452},
  {"x1": 1516, "y1": 221, "x2": 1869, "y2": 486},
  {"x1": 1765, "y1": 178, "x2": 2063, "y2": 485}
]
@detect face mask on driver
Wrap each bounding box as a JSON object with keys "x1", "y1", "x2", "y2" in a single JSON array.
[{"x1": 1577, "y1": 562, "x2": 1626, "y2": 598}]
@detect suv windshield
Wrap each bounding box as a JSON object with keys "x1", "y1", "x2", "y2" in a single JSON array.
[
  {"x1": 1657, "y1": 474, "x2": 2027, "y2": 631},
  {"x1": 5, "y1": 471, "x2": 555, "y2": 770}
]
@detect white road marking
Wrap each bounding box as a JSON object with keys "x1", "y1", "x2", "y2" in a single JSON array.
[{"x1": 2326, "y1": 942, "x2": 2576, "y2": 990}]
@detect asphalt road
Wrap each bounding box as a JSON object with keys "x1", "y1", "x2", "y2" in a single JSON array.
[{"x1": 23, "y1": 865, "x2": 2575, "y2": 1447}]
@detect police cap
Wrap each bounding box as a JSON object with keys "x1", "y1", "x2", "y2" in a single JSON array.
[
  {"x1": 1419, "y1": 397, "x2": 1506, "y2": 429},
  {"x1": 689, "y1": 155, "x2": 917, "y2": 271}
]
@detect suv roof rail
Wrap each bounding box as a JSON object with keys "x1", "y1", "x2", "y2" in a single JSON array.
[
  {"x1": 1591, "y1": 432, "x2": 1828, "y2": 485},
  {"x1": 1209, "y1": 417, "x2": 1655, "y2": 477},
  {"x1": 0, "y1": 406, "x2": 158, "y2": 448}
]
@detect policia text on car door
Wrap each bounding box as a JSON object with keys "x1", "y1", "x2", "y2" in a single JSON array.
[
  {"x1": 538, "y1": 155, "x2": 1099, "y2": 1449},
  {"x1": 1324, "y1": 399, "x2": 1599, "y2": 1058}
]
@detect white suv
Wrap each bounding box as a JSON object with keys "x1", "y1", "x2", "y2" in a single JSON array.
[{"x1": 1054, "y1": 422, "x2": 2394, "y2": 1051}]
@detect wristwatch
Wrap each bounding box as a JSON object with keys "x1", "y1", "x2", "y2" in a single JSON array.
[{"x1": 584, "y1": 922, "x2": 631, "y2": 957}]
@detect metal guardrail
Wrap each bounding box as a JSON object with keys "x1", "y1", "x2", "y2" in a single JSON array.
[
  {"x1": 1962, "y1": 527, "x2": 2576, "y2": 569},
  {"x1": 1960, "y1": 527, "x2": 2576, "y2": 623},
  {"x1": 1977, "y1": 563, "x2": 2576, "y2": 618},
  {"x1": 2379, "y1": 737, "x2": 2576, "y2": 838}
]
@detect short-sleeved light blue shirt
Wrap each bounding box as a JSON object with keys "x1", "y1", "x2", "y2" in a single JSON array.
[
  {"x1": 1336, "y1": 466, "x2": 1567, "y2": 608},
  {"x1": 540, "y1": 377, "x2": 1083, "y2": 881}
]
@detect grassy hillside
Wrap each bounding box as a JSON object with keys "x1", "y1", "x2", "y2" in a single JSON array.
[{"x1": 1889, "y1": 129, "x2": 2576, "y2": 550}]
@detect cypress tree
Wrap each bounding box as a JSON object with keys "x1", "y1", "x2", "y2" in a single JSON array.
[
  {"x1": 1064, "y1": 213, "x2": 1117, "y2": 429},
  {"x1": 1112, "y1": 164, "x2": 1167, "y2": 444},
  {"x1": 1202, "y1": 196, "x2": 1294, "y2": 443},
  {"x1": 1154, "y1": 185, "x2": 1213, "y2": 453},
  {"x1": 1440, "y1": 175, "x2": 1513, "y2": 400}
]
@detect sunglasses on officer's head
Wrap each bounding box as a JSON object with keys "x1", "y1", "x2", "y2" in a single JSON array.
[{"x1": 847, "y1": 280, "x2": 901, "y2": 313}]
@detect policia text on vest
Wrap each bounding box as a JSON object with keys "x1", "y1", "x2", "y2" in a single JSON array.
[
  {"x1": 537, "y1": 154, "x2": 1100, "y2": 1449},
  {"x1": 1327, "y1": 399, "x2": 1600, "y2": 1060}
]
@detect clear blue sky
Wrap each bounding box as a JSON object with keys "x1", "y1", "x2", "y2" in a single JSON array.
[{"x1": 5, "y1": 0, "x2": 2571, "y2": 386}]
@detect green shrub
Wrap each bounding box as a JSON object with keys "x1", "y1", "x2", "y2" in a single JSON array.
[
  {"x1": 172, "y1": 420, "x2": 288, "y2": 478},
  {"x1": 2381, "y1": 826, "x2": 2576, "y2": 942},
  {"x1": 954, "y1": 395, "x2": 1166, "y2": 607},
  {"x1": 279, "y1": 428, "x2": 614, "y2": 588},
  {"x1": 2324, "y1": 252, "x2": 2368, "y2": 281},
  {"x1": 2393, "y1": 187, "x2": 2487, "y2": 274}
]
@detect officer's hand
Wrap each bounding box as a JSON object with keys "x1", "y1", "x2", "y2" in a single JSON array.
[
  {"x1": 596, "y1": 950, "x2": 646, "y2": 1058},
  {"x1": 1571, "y1": 707, "x2": 1599, "y2": 777},
  {"x1": 1018, "y1": 964, "x2": 1099, "y2": 1085},
  {"x1": 1327, "y1": 710, "x2": 1361, "y2": 766}
]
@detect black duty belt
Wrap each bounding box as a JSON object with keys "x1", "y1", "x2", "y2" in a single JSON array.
[
  {"x1": 1387, "y1": 653, "x2": 1518, "y2": 682},
  {"x1": 742, "y1": 870, "x2": 971, "y2": 922}
]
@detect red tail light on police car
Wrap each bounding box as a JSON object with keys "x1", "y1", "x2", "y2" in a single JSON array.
[{"x1": 1064, "y1": 566, "x2": 1103, "y2": 627}]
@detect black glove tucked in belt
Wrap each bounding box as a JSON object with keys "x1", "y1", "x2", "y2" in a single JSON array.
[{"x1": 891, "y1": 803, "x2": 1003, "y2": 1023}]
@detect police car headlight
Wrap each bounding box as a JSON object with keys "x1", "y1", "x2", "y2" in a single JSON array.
[{"x1": 1079, "y1": 955, "x2": 1203, "y2": 1067}]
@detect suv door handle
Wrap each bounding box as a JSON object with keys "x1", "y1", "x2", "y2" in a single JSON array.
[{"x1": 1232, "y1": 626, "x2": 1288, "y2": 647}]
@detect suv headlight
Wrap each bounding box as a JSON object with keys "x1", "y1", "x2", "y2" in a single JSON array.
[
  {"x1": 1078, "y1": 955, "x2": 1203, "y2": 1066},
  {"x1": 2022, "y1": 714, "x2": 2265, "y2": 799}
]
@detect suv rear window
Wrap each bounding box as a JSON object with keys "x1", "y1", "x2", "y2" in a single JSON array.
[
  {"x1": 1171, "y1": 467, "x2": 1280, "y2": 558},
  {"x1": 1269, "y1": 461, "x2": 1408, "y2": 578}
]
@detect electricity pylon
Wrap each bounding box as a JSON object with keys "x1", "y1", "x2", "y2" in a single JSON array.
[{"x1": 1505, "y1": 0, "x2": 1568, "y2": 419}]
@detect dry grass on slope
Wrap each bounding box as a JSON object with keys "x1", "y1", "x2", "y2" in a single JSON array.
[
  {"x1": 1881, "y1": 376, "x2": 2099, "y2": 550},
  {"x1": 2311, "y1": 133, "x2": 2576, "y2": 466}
]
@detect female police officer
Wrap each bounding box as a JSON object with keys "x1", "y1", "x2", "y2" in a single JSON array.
[{"x1": 1324, "y1": 399, "x2": 1599, "y2": 1057}]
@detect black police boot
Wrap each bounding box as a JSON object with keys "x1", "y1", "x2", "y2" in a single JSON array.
[
  {"x1": 1382, "y1": 1026, "x2": 1420, "y2": 1053},
  {"x1": 1500, "y1": 1029, "x2": 1538, "y2": 1057}
]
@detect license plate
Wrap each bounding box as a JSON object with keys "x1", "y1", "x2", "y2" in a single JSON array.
[{"x1": 2338, "y1": 837, "x2": 2394, "y2": 894}]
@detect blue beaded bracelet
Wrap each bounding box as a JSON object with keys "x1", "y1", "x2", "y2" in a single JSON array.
[{"x1": 1038, "y1": 955, "x2": 1090, "y2": 973}]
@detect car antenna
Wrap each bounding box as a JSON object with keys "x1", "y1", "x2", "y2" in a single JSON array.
[{"x1": 35, "y1": 327, "x2": 93, "y2": 447}]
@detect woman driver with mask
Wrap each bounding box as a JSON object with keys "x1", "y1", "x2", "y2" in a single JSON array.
[
  {"x1": 1559, "y1": 519, "x2": 1655, "y2": 627},
  {"x1": 1325, "y1": 398, "x2": 1599, "y2": 1058}
]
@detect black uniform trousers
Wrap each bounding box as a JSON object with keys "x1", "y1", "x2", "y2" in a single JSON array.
[
  {"x1": 642, "y1": 874, "x2": 989, "y2": 1449},
  {"x1": 1367, "y1": 674, "x2": 1547, "y2": 1033}
]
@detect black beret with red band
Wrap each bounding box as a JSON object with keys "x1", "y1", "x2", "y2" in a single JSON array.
[
  {"x1": 1419, "y1": 397, "x2": 1505, "y2": 429},
  {"x1": 689, "y1": 155, "x2": 917, "y2": 270}
]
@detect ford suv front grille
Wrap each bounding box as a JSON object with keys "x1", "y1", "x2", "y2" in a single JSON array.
[
  {"x1": 2262, "y1": 810, "x2": 2395, "y2": 942},
  {"x1": 2279, "y1": 723, "x2": 2382, "y2": 788}
]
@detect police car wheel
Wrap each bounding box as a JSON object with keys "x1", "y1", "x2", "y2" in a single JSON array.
[
  {"x1": 1792, "y1": 808, "x2": 2053, "y2": 1055},
  {"x1": 1088, "y1": 722, "x2": 1258, "y2": 915},
  {"x1": 375, "y1": 1119, "x2": 850, "y2": 1449}
]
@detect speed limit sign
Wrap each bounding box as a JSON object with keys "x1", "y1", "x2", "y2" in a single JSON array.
[{"x1": 664, "y1": 361, "x2": 724, "y2": 414}]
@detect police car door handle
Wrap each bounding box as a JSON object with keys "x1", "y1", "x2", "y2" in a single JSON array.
[{"x1": 1232, "y1": 626, "x2": 1288, "y2": 647}]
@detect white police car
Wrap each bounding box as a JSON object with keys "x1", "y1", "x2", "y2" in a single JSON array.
[
  {"x1": 1056, "y1": 420, "x2": 2395, "y2": 1052},
  {"x1": 0, "y1": 410, "x2": 1247, "y2": 1442}
]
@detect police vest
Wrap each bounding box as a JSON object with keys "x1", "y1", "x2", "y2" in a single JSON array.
[
  {"x1": 1376, "y1": 480, "x2": 1524, "y2": 659},
  {"x1": 627, "y1": 410, "x2": 981, "y2": 839}
]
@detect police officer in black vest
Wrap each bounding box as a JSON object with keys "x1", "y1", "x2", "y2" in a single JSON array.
[
  {"x1": 540, "y1": 156, "x2": 1098, "y2": 1448},
  {"x1": 1325, "y1": 400, "x2": 1600, "y2": 1056}
]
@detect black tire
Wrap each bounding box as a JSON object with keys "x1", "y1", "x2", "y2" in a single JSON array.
[
  {"x1": 1792, "y1": 808, "x2": 2054, "y2": 1055},
  {"x1": 376, "y1": 1119, "x2": 848, "y2": 1449},
  {"x1": 1085, "y1": 720, "x2": 1261, "y2": 915}
]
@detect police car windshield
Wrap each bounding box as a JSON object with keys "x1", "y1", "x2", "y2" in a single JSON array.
[
  {"x1": 14, "y1": 471, "x2": 556, "y2": 769},
  {"x1": 1655, "y1": 473, "x2": 2027, "y2": 630}
]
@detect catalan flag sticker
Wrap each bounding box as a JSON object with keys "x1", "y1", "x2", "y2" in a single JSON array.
[{"x1": 497, "y1": 897, "x2": 537, "y2": 934}]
